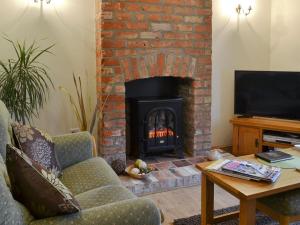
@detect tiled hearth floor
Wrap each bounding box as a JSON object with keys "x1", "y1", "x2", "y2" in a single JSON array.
[{"x1": 120, "y1": 150, "x2": 235, "y2": 196}]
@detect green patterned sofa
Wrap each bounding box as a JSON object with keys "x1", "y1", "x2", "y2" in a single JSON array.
[{"x1": 0, "y1": 100, "x2": 161, "y2": 225}]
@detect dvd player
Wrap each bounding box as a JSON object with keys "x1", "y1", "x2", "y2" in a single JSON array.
[{"x1": 263, "y1": 134, "x2": 300, "y2": 145}]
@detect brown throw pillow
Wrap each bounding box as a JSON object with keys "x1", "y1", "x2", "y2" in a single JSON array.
[
  {"x1": 6, "y1": 144, "x2": 80, "y2": 219},
  {"x1": 11, "y1": 123, "x2": 62, "y2": 176}
]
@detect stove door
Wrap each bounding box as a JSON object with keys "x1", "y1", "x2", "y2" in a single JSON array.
[{"x1": 144, "y1": 107, "x2": 177, "y2": 152}]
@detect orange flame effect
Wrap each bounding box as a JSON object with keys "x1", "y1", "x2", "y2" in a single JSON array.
[{"x1": 149, "y1": 128, "x2": 174, "y2": 139}]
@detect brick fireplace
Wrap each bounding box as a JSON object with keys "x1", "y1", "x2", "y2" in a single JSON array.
[{"x1": 96, "y1": 0, "x2": 212, "y2": 163}]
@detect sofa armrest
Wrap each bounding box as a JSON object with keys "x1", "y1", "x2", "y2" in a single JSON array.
[
  {"x1": 52, "y1": 131, "x2": 93, "y2": 169},
  {"x1": 30, "y1": 198, "x2": 161, "y2": 225}
]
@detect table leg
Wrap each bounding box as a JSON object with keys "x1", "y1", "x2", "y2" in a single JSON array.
[
  {"x1": 239, "y1": 199, "x2": 256, "y2": 225},
  {"x1": 201, "y1": 173, "x2": 214, "y2": 225}
]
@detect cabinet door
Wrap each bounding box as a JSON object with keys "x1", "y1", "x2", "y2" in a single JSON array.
[{"x1": 237, "y1": 127, "x2": 260, "y2": 156}]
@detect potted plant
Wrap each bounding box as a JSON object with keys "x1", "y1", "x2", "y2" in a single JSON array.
[
  {"x1": 59, "y1": 74, "x2": 111, "y2": 157},
  {"x1": 59, "y1": 73, "x2": 111, "y2": 134},
  {"x1": 0, "y1": 38, "x2": 54, "y2": 124}
]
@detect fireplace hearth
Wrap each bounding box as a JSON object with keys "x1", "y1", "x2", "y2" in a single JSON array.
[{"x1": 129, "y1": 96, "x2": 184, "y2": 159}]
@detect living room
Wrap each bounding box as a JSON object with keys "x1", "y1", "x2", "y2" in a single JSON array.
[{"x1": 1, "y1": 0, "x2": 300, "y2": 225}]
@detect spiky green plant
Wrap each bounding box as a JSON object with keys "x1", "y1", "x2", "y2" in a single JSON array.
[{"x1": 0, "y1": 39, "x2": 54, "y2": 124}]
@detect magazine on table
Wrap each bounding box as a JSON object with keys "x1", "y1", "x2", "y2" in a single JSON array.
[{"x1": 205, "y1": 159, "x2": 281, "y2": 183}]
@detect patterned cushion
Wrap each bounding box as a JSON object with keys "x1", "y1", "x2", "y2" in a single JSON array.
[
  {"x1": 12, "y1": 123, "x2": 62, "y2": 176},
  {"x1": 6, "y1": 144, "x2": 80, "y2": 219},
  {"x1": 75, "y1": 185, "x2": 136, "y2": 209},
  {"x1": 60, "y1": 157, "x2": 121, "y2": 195}
]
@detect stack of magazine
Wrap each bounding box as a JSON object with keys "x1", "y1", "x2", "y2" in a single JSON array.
[{"x1": 206, "y1": 159, "x2": 281, "y2": 183}]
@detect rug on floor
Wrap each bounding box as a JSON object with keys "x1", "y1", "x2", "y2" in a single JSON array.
[{"x1": 173, "y1": 205, "x2": 300, "y2": 225}]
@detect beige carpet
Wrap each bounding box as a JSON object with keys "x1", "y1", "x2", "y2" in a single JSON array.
[{"x1": 146, "y1": 185, "x2": 239, "y2": 225}]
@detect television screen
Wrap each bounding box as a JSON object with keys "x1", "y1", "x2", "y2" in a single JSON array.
[{"x1": 234, "y1": 71, "x2": 300, "y2": 120}]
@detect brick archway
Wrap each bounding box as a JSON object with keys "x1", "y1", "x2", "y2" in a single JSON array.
[{"x1": 97, "y1": 0, "x2": 212, "y2": 163}]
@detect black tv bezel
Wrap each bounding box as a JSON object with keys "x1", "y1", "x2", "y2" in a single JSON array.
[{"x1": 234, "y1": 70, "x2": 300, "y2": 121}]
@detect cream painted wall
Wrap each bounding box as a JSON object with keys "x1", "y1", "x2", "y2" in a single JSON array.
[
  {"x1": 0, "y1": 0, "x2": 96, "y2": 135},
  {"x1": 211, "y1": 0, "x2": 271, "y2": 146},
  {"x1": 0, "y1": 0, "x2": 274, "y2": 146},
  {"x1": 270, "y1": 0, "x2": 300, "y2": 71}
]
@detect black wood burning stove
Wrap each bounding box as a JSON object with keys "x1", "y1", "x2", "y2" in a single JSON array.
[{"x1": 129, "y1": 96, "x2": 184, "y2": 159}]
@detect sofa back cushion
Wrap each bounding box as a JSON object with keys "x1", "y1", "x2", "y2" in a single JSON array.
[
  {"x1": 0, "y1": 170, "x2": 24, "y2": 225},
  {"x1": 0, "y1": 154, "x2": 10, "y2": 188},
  {"x1": 0, "y1": 100, "x2": 12, "y2": 161}
]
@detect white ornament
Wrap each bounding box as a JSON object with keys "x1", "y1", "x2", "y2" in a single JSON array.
[
  {"x1": 139, "y1": 161, "x2": 147, "y2": 169},
  {"x1": 131, "y1": 168, "x2": 140, "y2": 175},
  {"x1": 208, "y1": 149, "x2": 222, "y2": 161}
]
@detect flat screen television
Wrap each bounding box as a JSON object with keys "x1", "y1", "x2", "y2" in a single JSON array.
[{"x1": 234, "y1": 70, "x2": 300, "y2": 120}]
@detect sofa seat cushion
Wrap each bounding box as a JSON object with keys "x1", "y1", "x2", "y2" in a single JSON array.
[
  {"x1": 258, "y1": 188, "x2": 300, "y2": 216},
  {"x1": 75, "y1": 185, "x2": 136, "y2": 209},
  {"x1": 61, "y1": 157, "x2": 121, "y2": 195},
  {"x1": 30, "y1": 198, "x2": 161, "y2": 225}
]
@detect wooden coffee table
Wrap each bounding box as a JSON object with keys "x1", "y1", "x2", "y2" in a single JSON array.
[{"x1": 196, "y1": 148, "x2": 300, "y2": 225}]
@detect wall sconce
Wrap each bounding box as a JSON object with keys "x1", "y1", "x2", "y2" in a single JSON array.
[
  {"x1": 236, "y1": 3, "x2": 252, "y2": 16},
  {"x1": 34, "y1": 0, "x2": 52, "y2": 4}
]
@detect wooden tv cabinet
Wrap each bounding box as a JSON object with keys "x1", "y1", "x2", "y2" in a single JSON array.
[{"x1": 230, "y1": 117, "x2": 300, "y2": 156}]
